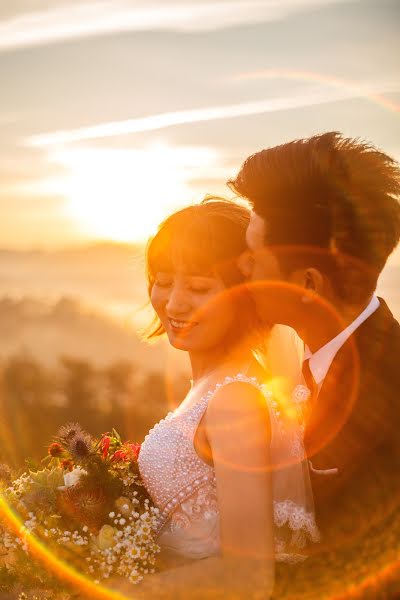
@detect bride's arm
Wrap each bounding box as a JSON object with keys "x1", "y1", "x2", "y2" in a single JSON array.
[
  {"x1": 206, "y1": 381, "x2": 274, "y2": 568},
  {"x1": 106, "y1": 382, "x2": 275, "y2": 600},
  {"x1": 204, "y1": 380, "x2": 275, "y2": 598}
]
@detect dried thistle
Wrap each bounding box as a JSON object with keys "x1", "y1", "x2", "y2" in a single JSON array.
[
  {"x1": 68, "y1": 432, "x2": 93, "y2": 461},
  {"x1": 57, "y1": 422, "x2": 84, "y2": 445},
  {"x1": 23, "y1": 486, "x2": 55, "y2": 512},
  {"x1": 57, "y1": 485, "x2": 109, "y2": 530}
]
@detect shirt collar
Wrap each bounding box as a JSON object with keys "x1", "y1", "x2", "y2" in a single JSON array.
[{"x1": 304, "y1": 295, "x2": 380, "y2": 385}]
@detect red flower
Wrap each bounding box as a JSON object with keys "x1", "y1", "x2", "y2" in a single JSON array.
[
  {"x1": 48, "y1": 442, "x2": 64, "y2": 458},
  {"x1": 110, "y1": 449, "x2": 128, "y2": 463},
  {"x1": 99, "y1": 435, "x2": 111, "y2": 458},
  {"x1": 61, "y1": 459, "x2": 74, "y2": 471},
  {"x1": 111, "y1": 443, "x2": 141, "y2": 463},
  {"x1": 129, "y1": 443, "x2": 141, "y2": 459}
]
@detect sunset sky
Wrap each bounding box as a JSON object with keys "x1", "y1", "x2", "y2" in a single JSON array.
[{"x1": 1, "y1": 0, "x2": 399, "y2": 254}]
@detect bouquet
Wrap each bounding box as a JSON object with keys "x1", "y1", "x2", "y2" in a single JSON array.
[{"x1": 0, "y1": 423, "x2": 160, "y2": 598}]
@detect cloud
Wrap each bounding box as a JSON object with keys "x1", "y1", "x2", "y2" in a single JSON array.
[
  {"x1": 27, "y1": 80, "x2": 400, "y2": 147},
  {"x1": 0, "y1": 0, "x2": 352, "y2": 51}
]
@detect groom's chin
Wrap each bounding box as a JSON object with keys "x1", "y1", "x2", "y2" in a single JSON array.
[{"x1": 248, "y1": 279, "x2": 305, "y2": 328}]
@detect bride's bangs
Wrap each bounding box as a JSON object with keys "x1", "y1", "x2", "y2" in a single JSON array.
[{"x1": 147, "y1": 218, "x2": 226, "y2": 281}]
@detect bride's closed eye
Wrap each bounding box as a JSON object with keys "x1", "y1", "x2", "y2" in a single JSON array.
[
  {"x1": 188, "y1": 283, "x2": 212, "y2": 294},
  {"x1": 154, "y1": 274, "x2": 173, "y2": 288},
  {"x1": 188, "y1": 286, "x2": 211, "y2": 294},
  {"x1": 153, "y1": 273, "x2": 216, "y2": 294},
  {"x1": 186, "y1": 277, "x2": 215, "y2": 294}
]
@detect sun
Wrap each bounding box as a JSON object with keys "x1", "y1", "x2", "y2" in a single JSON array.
[{"x1": 50, "y1": 143, "x2": 218, "y2": 243}]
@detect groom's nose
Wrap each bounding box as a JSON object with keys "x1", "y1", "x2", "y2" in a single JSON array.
[{"x1": 238, "y1": 250, "x2": 255, "y2": 279}]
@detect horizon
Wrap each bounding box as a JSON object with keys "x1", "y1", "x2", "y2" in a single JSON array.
[{"x1": 1, "y1": 237, "x2": 399, "y2": 270}]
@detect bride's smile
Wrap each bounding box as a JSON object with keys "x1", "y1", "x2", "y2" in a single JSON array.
[
  {"x1": 150, "y1": 270, "x2": 236, "y2": 353},
  {"x1": 168, "y1": 317, "x2": 199, "y2": 331}
]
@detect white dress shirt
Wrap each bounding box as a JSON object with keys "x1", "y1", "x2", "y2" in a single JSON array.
[{"x1": 304, "y1": 295, "x2": 380, "y2": 387}]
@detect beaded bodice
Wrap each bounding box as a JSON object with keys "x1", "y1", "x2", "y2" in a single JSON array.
[
  {"x1": 138, "y1": 387, "x2": 216, "y2": 530},
  {"x1": 138, "y1": 373, "x2": 320, "y2": 561}
]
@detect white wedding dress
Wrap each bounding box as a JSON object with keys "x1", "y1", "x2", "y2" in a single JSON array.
[{"x1": 138, "y1": 370, "x2": 320, "y2": 564}]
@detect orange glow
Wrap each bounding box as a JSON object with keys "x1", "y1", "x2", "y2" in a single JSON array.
[
  {"x1": 44, "y1": 144, "x2": 218, "y2": 243},
  {"x1": 0, "y1": 495, "x2": 135, "y2": 599}
]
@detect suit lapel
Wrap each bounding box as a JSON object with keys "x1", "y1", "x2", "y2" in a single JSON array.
[
  {"x1": 352, "y1": 298, "x2": 396, "y2": 373},
  {"x1": 305, "y1": 334, "x2": 356, "y2": 464},
  {"x1": 306, "y1": 297, "x2": 398, "y2": 470}
]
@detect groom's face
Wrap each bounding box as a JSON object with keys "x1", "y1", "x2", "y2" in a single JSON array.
[
  {"x1": 243, "y1": 211, "x2": 283, "y2": 282},
  {"x1": 242, "y1": 210, "x2": 300, "y2": 327}
]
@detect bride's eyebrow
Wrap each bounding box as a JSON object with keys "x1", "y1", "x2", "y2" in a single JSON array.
[
  {"x1": 185, "y1": 276, "x2": 216, "y2": 284},
  {"x1": 182, "y1": 268, "x2": 216, "y2": 279},
  {"x1": 153, "y1": 267, "x2": 216, "y2": 279}
]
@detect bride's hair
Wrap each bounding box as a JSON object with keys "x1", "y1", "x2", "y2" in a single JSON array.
[{"x1": 144, "y1": 196, "x2": 266, "y2": 341}]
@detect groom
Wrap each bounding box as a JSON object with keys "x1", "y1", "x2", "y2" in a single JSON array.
[{"x1": 229, "y1": 132, "x2": 400, "y2": 596}]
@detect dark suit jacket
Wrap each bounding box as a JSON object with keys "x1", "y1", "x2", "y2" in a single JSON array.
[{"x1": 273, "y1": 298, "x2": 400, "y2": 599}]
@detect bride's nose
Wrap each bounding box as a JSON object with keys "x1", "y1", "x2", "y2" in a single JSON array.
[{"x1": 166, "y1": 284, "x2": 191, "y2": 315}]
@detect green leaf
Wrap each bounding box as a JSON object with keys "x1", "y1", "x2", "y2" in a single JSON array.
[
  {"x1": 29, "y1": 468, "x2": 64, "y2": 490},
  {"x1": 111, "y1": 428, "x2": 121, "y2": 442}
]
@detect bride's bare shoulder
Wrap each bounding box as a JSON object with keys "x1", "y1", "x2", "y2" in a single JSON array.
[
  {"x1": 204, "y1": 379, "x2": 272, "y2": 474},
  {"x1": 205, "y1": 378, "x2": 271, "y2": 431}
]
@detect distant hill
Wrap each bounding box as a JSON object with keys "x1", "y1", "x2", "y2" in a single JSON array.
[
  {"x1": 0, "y1": 295, "x2": 180, "y2": 371},
  {"x1": 0, "y1": 242, "x2": 188, "y2": 372},
  {"x1": 0, "y1": 242, "x2": 398, "y2": 371},
  {"x1": 0, "y1": 242, "x2": 147, "y2": 323}
]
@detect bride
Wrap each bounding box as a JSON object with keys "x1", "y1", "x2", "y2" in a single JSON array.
[{"x1": 113, "y1": 197, "x2": 319, "y2": 599}]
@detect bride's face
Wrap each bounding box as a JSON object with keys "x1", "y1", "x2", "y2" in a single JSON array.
[{"x1": 150, "y1": 269, "x2": 236, "y2": 352}]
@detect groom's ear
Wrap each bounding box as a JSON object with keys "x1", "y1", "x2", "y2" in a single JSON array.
[
  {"x1": 289, "y1": 267, "x2": 325, "y2": 295},
  {"x1": 304, "y1": 268, "x2": 325, "y2": 294}
]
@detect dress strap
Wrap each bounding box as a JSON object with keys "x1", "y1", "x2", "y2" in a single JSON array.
[
  {"x1": 202, "y1": 372, "x2": 269, "y2": 401},
  {"x1": 196, "y1": 373, "x2": 282, "y2": 436}
]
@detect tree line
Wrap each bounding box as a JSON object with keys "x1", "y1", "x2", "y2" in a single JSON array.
[{"x1": 0, "y1": 354, "x2": 189, "y2": 469}]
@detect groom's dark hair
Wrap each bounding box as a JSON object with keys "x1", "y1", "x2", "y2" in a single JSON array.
[{"x1": 228, "y1": 132, "x2": 400, "y2": 302}]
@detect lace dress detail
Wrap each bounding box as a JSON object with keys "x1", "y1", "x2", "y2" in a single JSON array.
[{"x1": 138, "y1": 374, "x2": 319, "y2": 562}]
